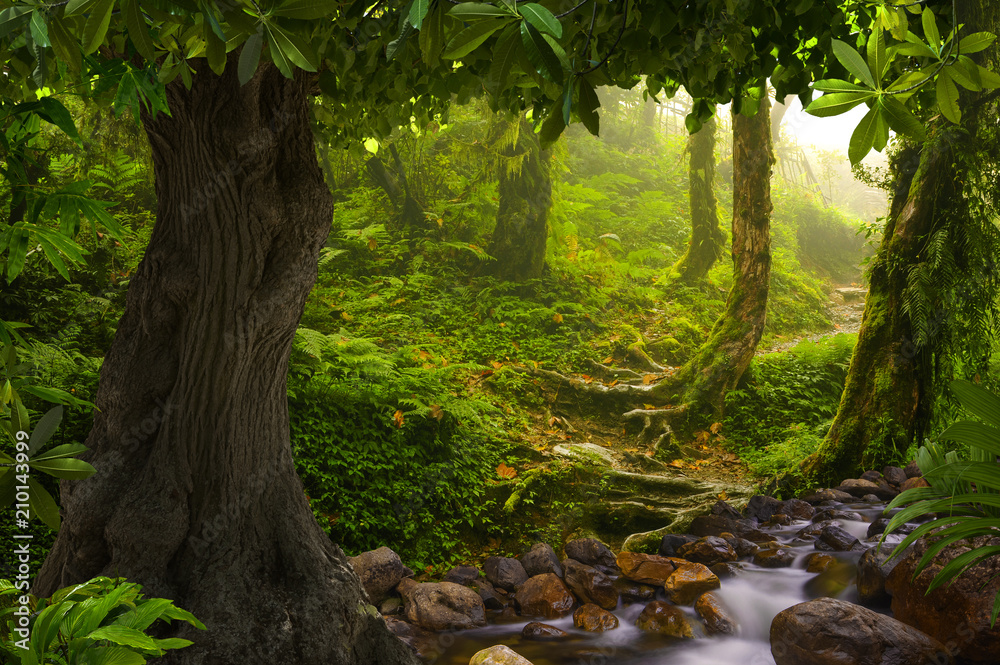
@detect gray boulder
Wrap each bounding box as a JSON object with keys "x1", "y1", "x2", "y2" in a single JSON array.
[
  {"x1": 483, "y1": 556, "x2": 528, "y2": 591},
  {"x1": 348, "y1": 546, "x2": 405, "y2": 604},
  {"x1": 520, "y1": 543, "x2": 563, "y2": 577}
]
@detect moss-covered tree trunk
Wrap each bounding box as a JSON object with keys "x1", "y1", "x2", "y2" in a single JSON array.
[
  {"x1": 672, "y1": 117, "x2": 726, "y2": 283},
  {"x1": 653, "y1": 96, "x2": 773, "y2": 421},
  {"x1": 486, "y1": 115, "x2": 551, "y2": 282},
  {"x1": 801, "y1": 0, "x2": 999, "y2": 485}
]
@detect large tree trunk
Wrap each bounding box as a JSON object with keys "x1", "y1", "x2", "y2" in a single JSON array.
[
  {"x1": 672, "y1": 116, "x2": 726, "y2": 283},
  {"x1": 486, "y1": 115, "x2": 551, "y2": 282},
  {"x1": 35, "y1": 57, "x2": 417, "y2": 665},
  {"x1": 801, "y1": 0, "x2": 999, "y2": 485},
  {"x1": 653, "y1": 96, "x2": 774, "y2": 421}
]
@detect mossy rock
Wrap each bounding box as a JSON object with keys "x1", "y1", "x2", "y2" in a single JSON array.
[{"x1": 646, "y1": 337, "x2": 684, "y2": 365}]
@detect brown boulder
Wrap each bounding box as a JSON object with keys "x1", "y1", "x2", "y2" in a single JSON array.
[
  {"x1": 778, "y1": 498, "x2": 816, "y2": 520},
  {"x1": 614, "y1": 578, "x2": 658, "y2": 602},
  {"x1": 753, "y1": 548, "x2": 795, "y2": 568},
  {"x1": 348, "y1": 546, "x2": 405, "y2": 605},
  {"x1": 563, "y1": 559, "x2": 619, "y2": 610},
  {"x1": 616, "y1": 551, "x2": 677, "y2": 585},
  {"x1": 513, "y1": 573, "x2": 575, "y2": 619},
  {"x1": 677, "y1": 536, "x2": 738, "y2": 566},
  {"x1": 635, "y1": 600, "x2": 695, "y2": 639},
  {"x1": 887, "y1": 535, "x2": 1000, "y2": 663},
  {"x1": 520, "y1": 543, "x2": 563, "y2": 578},
  {"x1": 564, "y1": 538, "x2": 617, "y2": 571},
  {"x1": 770, "y1": 597, "x2": 952, "y2": 665},
  {"x1": 904, "y1": 460, "x2": 921, "y2": 478},
  {"x1": 900, "y1": 476, "x2": 930, "y2": 491},
  {"x1": 521, "y1": 622, "x2": 569, "y2": 641},
  {"x1": 800, "y1": 488, "x2": 854, "y2": 503},
  {"x1": 695, "y1": 592, "x2": 736, "y2": 635},
  {"x1": 573, "y1": 603, "x2": 620, "y2": 632},
  {"x1": 397, "y1": 580, "x2": 487, "y2": 631},
  {"x1": 664, "y1": 562, "x2": 720, "y2": 605},
  {"x1": 804, "y1": 553, "x2": 836, "y2": 573}
]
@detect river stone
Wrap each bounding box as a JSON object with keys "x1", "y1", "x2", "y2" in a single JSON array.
[
  {"x1": 883, "y1": 465, "x2": 907, "y2": 487},
  {"x1": 521, "y1": 622, "x2": 569, "y2": 641},
  {"x1": 904, "y1": 460, "x2": 921, "y2": 478},
  {"x1": 770, "y1": 597, "x2": 953, "y2": 665},
  {"x1": 711, "y1": 499, "x2": 743, "y2": 519},
  {"x1": 815, "y1": 524, "x2": 863, "y2": 552},
  {"x1": 348, "y1": 546, "x2": 405, "y2": 605},
  {"x1": 573, "y1": 603, "x2": 620, "y2": 632},
  {"x1": 677, "y1": 536, "x2": 738, "y2": 565},
  {"x1": 614, "y1": 578, "x2": 658, "y2": 602},
  {"x1": 635, "y1": 600, "x2": 695, "y2": 639},
  {"x1": 380, "y1": 596, "x2": 402, "y2": 615},
  {"x1": 513, "y1": 573, "x2": 575, "y2": 619},
  {"x1": 658, "y1": 534, "x2": 698, "y2": 557},
  {"x1": 753, "y1": 548, "x2": 795, "y2": 568},
  {"x1": 483, "y1": 557, "x2": 528, "y2": 592},
  {"x1": 858, "y1": 543, "x2": 910, "y2": 607},
  {"x1": 443, "y1": 565, "x2": 481, "y2": 586},
  {"x1": 564, "y1": 538, "x2": 618, "y2": 572},
  {"x1": 695, "y1": 591, "x2": 736, "y2": 635},
  {"x1": 725, "y1": 536, "x2": 759, "y2": 558},
  {"x1": 397, "y1": 579, "x2": 487, "y2": 631},
  {"x1": 710, "y1": 562, "x2": 743, "y2": 578},
  {"x1": 520, "y1": 543, "x2": 563, "y2": 578},
  {"x1": 860, "y1": 470, "x2": 883, "y2": 484},
  {"x1": 563, "y1": 559, "x2": 619, "y2": 610},
  {"x1": 812, "y1": 508, "x2": 864, "y2": 523},
  {"x1": 861, "y1": 494, "x2": 881, "y2": 503},
  {"x1": 745, "y1": 495, "x2": 782, "y2": 523},
  {"x1": 800, "y1": 488, "x2": 854, "y2": 504},
  {"x1": 616, "y1": 551, "x2": 678, "y2": 585},
  {"x1": 886, "y1": 535, "x2": 1000, "y2": 663},
  {"x1": 804, "y1": 553, "x2": 836, "y2": 573},
  {"x1": 469, "y1": 645, "x2": 535, "y2": 665},
  {"x1": 900, "y1": 476, "x2": 930, "y2": 491},
  {"x1": 867, "y1": 517, "x2": 916, "y2": 540},
  {"x1": 383, "y1": 617, "x2": 440, "y2": 661},
  {"x1": 835, "y1": 478, "x2": 879, "y2": 496},
  {"x1": 664, "y1": 562, "x2": 720, "y2": 605},
  {"x1": 689, "y1": 515, "x2": 770, "y2": 542},
  {"x1": 777, "y1": 498, "x2": 815, "y2": 520},
  {"x1": 470, "y1": 579, "x2": 506, "y2": 611}
]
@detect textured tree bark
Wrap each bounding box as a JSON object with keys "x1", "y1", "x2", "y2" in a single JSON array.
[
  {"x1": 672, "y1": 117, "x2": 726, "y2": 283},
  {"x1": 34, "y1": 57, "x2": 417, "y2": 665},
  {"x1": 654, "y1": 96, "x2": 773, "y2": 421},
  {"x1": 486, "y1": 115, "x2": 551, "y2": 282}
]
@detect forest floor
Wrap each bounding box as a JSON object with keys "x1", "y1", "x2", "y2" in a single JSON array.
[{"x1": 758, "y1": 283, "x2": 866, "y2": 355}]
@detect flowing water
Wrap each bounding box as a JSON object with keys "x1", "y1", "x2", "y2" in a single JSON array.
[{"x1": 433, "y1": 499, "x2": 909, "y2": 665}]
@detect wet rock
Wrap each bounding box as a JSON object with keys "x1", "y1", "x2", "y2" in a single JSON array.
[
  {"x1": 901, "y1": 476, "x2": 930, "y2": 491},
  {"x1": 796, "y1": 521, "x2": 832, "y2": 541},
  {"x1": 614, "y1": 578, "x2": 657, "y2": 602},
  {"x1": 664, "y1": 562, "x2": 720, "y2": 605},
  {"x1": 513, "y1": 573, "x2": 575, "y2": 619},
  {"x1": 678, "y1": 535, "x2": 738, "y2": 566},
  {"x1": 471, "y1": 579, "x2": 507, "y2": 611},
  {"x1": 811, "y1": 508, "x2": 864, "y2": 523},
  {"x1": 689, "y1": 514, "x2": 769, "y2": 542},
  {"x1": 695, "y1": 591, "x2": 736, "y2": 635},
  {"x1": 564, "y1": 538, "x2": 618, "y2": 572},
  {"x1": 765, "y1": 514, "x2": 792, "y2": 527},
  {"x1": 397, "y1": 579, "x2": 487, "y2": 631},
  {"x1": 770, "y1": 597, "x2": 953, "y2": 665},
  {"x1": 861, "y1": 494, "x2": 881, "y2": 503},
  {"x1": 860, "y1": 470, "x2": 883, "y2": 484},
  {"x1": 904, "y1": 460, "x2": 922, "y2": 478},
  {"x1": 837, "y1": 478, "x2": 897, "y2": 501},
  {"x1": 380, "y1": 596, "x2": 403, "y2": 615},
  {"x1": 866, "y1": 517, "x2": 916, "y2": 540},
  {"x1": 484, "y1": 557, "x2": 528, "y2": 592},
  {"x1": 521, "y1": 622, "x2": 570, "y2": 641},
  {"x1": 563, "y1": 559, "x2": 618, "y2": 610},
  {"x1": 443, "y1": 565, "x2": 481, "y2": 586},
  {"x1": 753, "y1": 548, "x2": 795, "y2": 568},
  {"x1": 635, "y1": 600, "x2": 695, "y2": 639},
  {"x1": 384, "y1": 617, "x2": 441, "y2": 661},
  {"x1": 883, "y1": 465, "x2": 907, "y2": 487},
  {"x1": 658, "y1": 533, "x2": 697, "y2": 557},
  {"x1": 857, "y1": 543, "x2": 908, "y2": 606},
  {"x1": 777, "y1": 498, "x2": 815, "y2": 520},
  {"x1": 710, "y1": 562, "x2": 743, "y2": 578},
  {"x1": 805, "y1": 560, "x2": 856, "y2": 598},
  {"x1": 887, "y1": 535, "x2": 1000, "y2": 664},
  {"x1": 745, "y1": 495, "x2": 782, "y2": 523},
  {"x1": 469, "y1": 645, "x2": 534, "y2": 665},
  {"x1": 348, "y1": 546, "x2": 406, "y2": 605},
  {"x1": 800, "y1": 488, "x2": 854, "y2": 504},
  {"x1": 616, "y1": 551, "x2": 677, "y2": 585},
  {"x1": 876, "y1": 481, "x2": 899, "y2": 500},
  {"x1": 520, "y1": 543, "x2": 563, "y2": 578},
  {"x1": 804, "y1": 553, "x2": 835, "y2": 573},
  {"x1": 815, "y1": 524, "x2": 863, "y2": 552},
  {"x1": 711, "y1": 499, "x2": 743, "y2": 519},
  {"x1": 573, "y1": 603, "x2": 620, "y2": 632},
  {"x1": 724, "y1": 536, "x2": 759, "y2": 558}
]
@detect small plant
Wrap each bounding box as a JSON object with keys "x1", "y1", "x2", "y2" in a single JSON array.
[
  {"x1": 883, "y1": 379, "x2": 1000, "y2": 626},
  {"x1": 1, "y1": 576, "x2": 204, "y2": 664}
]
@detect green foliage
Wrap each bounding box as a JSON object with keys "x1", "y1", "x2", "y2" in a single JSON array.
[
  {"x1": 883, "y1": 379, "x2": 1000, "y2": 626},
  {"x1": 0, "y1": 576, "x2": 204, "y2": 664}
]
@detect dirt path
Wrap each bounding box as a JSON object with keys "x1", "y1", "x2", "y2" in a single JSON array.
[{"x1": 757, "y1": 284, "x2": 866, "y2": 355}]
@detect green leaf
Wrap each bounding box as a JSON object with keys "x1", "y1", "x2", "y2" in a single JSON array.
[
  {"x1": 922, "y1": 7, "x2": 940, "y2": 53},
  {"x1": 38, "y1": 97, "x2": 82, "y2": 145},
  {"x1": 866, "y1": 27, "x2": 889, "y2": 82},
  {"x1": 28, "y1": 405, "x2": 63, "y2": 456},
  {"x1": 385, "y1": 21, "x2": 413, "y2": 62},
  {"x1": 0, "y1": 6, "x2": 31, "y2": 39},
  {"x1": 945, "y1": 62, "x2": 981, "y2": 91},
  {"x1": 848, "y1": 105, "x2": 878, "y2": 164},
  {"x1": 448, "y1": 3, "x2": 516, "y2": 20},
  {"x1": 950, "y1": 380, "x2": 1000, "y2": 429},
  {"x1": 518, "y1": 3, "x2": 561, "y2": 38},
  {"x1": 936, "y1": 69, "x2": 960, "y2": 123},
  {"x1": 832, "y1": 39, "x2": 877, "y2": 89},
  {"x1": 272, "y1": 0, "x2": 333, "y2": 20},
  {"x1": 87, "y1": 625, "x2": 159, "y2": 651},
  {"x1": 49, "y1": 17, "x2": 82, "y2": 74},
  {"x1": 6, "y1": 226, "x2": 29, "y2": 281},
  {"x1": 238, "y1": 29, "x2": 263, "y2": 86},
  {"x1": 577, "y1": 76, "x2": 600, "y2": 135},
  {"x1": 804, "y1": 91, "x2": 875, "y2": 117},
  {"x1": 81, "y1": 646, "x2": 146, "y2": 665},
  {"x1": 64, "y1": 0, "x2": 99, "y2": 16},
  {"x1": 487, "y1": 23, "x2": 520, "y2": 94},
  {"x1": 443, "y1": 17, "x2": 511, "y2": 59},
  {"x1": 812, "y1": 79, "x2": 870, "y2": 93},
  {"x1": 29, "y1": 11, "x2": 51, "y2": 48},
  {"x1": 31, "y1": 442, "x2": 89, "y2": 462},
  {"x1": 28, "y1": 478, "x2": 61, "y2": 530},
  {"x1": 31, "y1": 457, "x2": 97, "y2": 480},
  {"x1": 266, "y1": 24, "x2": 317, "y2": 73},
  {"x1": 896, "y1": 39, "x2": 937, "y2": 59},
  {"x1": 957, "y1": 31, "x2": 996, "y2": 55},
  {"x1": 879, "y1": 95, "x2": 927, "y2": 141},
  {"x1": 520, "y1": 21, "x2": 563, "y2": 85},
  {"x1": 122, "y1": 0, "x2": 155, "y2": 62},
  {"x1": 204, "y1": 22, "x2": 226, "y2": 76},
  {"x1": 418, "y1": 1, "x2": 445, "y2": 65},
  {"x1": 975, "y1": 64, "x2": 1000, "y2": 90},
  {"x1": 538, "y1": 104, "x2": 565, "y2": 148},
  {"x1": 83, "y1": 0, "x2": 116, "y2": 56},
  {"x1": 408, "y1": 0, "x2": 429, "y2": 30}
]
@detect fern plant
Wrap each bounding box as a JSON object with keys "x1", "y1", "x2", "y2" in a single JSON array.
[{"x1": 883, "y1": 379, "x2": 1000, "y2": 626}]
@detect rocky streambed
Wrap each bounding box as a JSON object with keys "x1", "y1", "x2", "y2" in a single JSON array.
[{"x1": 351, "y1": 464, "x2": 1000, "y2": 665}]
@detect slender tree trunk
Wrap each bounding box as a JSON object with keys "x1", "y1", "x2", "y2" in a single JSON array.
[
  {"x1": 35, "y1": 57, "x2": 417, "y2": 665},
  {"x1": 801, "y1": 0, "x2": 999, "y2": 485},
  {"x1": 486, "y1": 115, "x2": 551, "y2": 282},
  {"x1": 672, "y1": 117, "x2": 726, "y2": 283},
  {"x1": 770, "y1": 98, "x2": 789, "y2": 144},
  {"x1": 653, "y1": 96, "x2": 773, "y2": 420}
]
